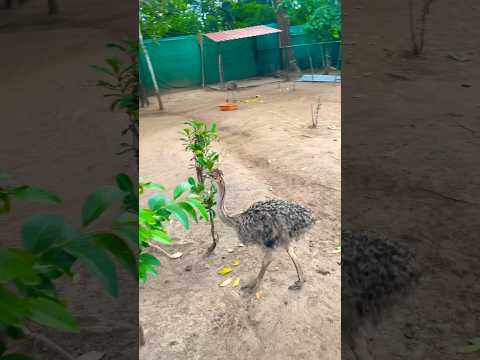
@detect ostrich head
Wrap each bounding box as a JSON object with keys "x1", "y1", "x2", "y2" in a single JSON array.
[
  {"x1": 205, "y1": 168, "x2": 237, "y2": 228},
  {"x1": 206, "y1": 168, "x2": 224, "y2": 183}
]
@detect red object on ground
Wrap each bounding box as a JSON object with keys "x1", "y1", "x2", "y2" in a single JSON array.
[{"x1": 219, "y1": 103, "x2": 239, "y2": 111}]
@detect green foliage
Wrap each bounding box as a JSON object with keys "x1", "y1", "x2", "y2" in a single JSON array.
[
  {"x1": 138, "y1": 178, "x2": 208, "y2": 282},
  {"x1": 140, "y1": 0, "x2": 276, "y2": 38},
  {"x1": 180, "y1": 120, "x2": 220, "y2": 252},
  {"x1": 139, "y1": 0, "x2": 341, "y2": 41},
  {"x1": 140, "y1": 0, "x2": 202, "y2": 39},
  {"x1": 282, "y1": 0, "x2": 341, "y2": 41},
  {"x1": 0, "y1": 171, "x2": 137, "y2": 357},
  {"x1": 181, "y1": 120, "x2": 219, "y2": 172},
  {"x1": 91, "y1": 39, "x2": 139, "y2": 158}
]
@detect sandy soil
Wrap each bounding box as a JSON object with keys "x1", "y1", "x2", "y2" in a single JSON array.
[
  {"x1": 139, "y1": 82, "x2": 341, "y2": 359},
  {"x1": 343, "y1": 0, "x2": 480, "y2": 358}
]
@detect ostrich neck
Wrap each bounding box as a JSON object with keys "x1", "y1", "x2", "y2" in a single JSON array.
[{"x1": 215, "y1": 179, "x2": 237, "y2": 229}]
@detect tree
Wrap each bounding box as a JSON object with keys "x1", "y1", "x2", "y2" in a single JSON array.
[
  {"x1": 274, "y1": 0, "x2": 298, "y2": 73},
  {"x1": 282, "y1": 0, "x2": 341, "y2": 41},
  {"x1": 140, "y1": 0, "x2": 202, "y2": 39}
]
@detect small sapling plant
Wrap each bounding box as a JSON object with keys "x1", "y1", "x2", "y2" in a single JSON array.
[
  {"x1": 91, "y1": 38, "x2": 139, "y2": 158},
  {"x1": 408, "y1": 0, "x2": 435, "y2": 56},
  {"x1": 180, "y1": 120, "x2": 220, "y2": 255}
]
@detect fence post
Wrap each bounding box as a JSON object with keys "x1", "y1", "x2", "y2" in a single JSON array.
[
  {"x1": 307, "y1": 45, "x2": 314, "y2": 79},
  {"x1": 218, "y1": 45, "x2": 225, "y2": 89},
  {"x1": 197, "y1": 33, "x2": 206, "y2": 88},
  {"x1": 139, "y1": 26, "x2": 163, "y2": 111}
]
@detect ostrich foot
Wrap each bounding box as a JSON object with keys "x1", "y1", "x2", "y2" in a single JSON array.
[
  {"x1": 288, "y1": 280, "x2": 304, "y2": 291},
  {"x1": 240, "y1": 281, "x2": 257, "y2": 294}
]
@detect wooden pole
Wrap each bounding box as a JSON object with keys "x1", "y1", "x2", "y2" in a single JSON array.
[
  {"x1": 336, "y1": 43, "x2": 341, "y2": 71},
  {"x1": 218, "y1": 44, "x2": 225, "y2": 89},
  {"x1": 307, "y1": 45, "x2": 314, "y2": 79},
  {"x1": 139, "y1": 25, "x2": 163, "y2": 111},
  {"x1": 197, "y1": 33, "x2": 206, "y2": 88}
]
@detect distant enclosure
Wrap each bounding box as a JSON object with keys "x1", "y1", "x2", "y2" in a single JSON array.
[{"x1": 140, "y1": 24, "x2": 341, "y2": 94}]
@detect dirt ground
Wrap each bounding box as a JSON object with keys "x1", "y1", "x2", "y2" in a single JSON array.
[
  {"x1": 343, "y1": 0, "x2": 480, "y2": 359},
  {"x1": 139, "y1": 82, "x2": 341, "y2": 360}
]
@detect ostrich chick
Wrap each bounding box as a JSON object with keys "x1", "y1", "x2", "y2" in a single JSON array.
[{"x1": 206, "y1": 169, "x2": 316, "y2": 292}]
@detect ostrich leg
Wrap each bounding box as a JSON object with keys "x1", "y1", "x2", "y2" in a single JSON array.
[
  {"x1": 286, "y1": 245, "x2": 305, "y2": 290},
  {"x1": 241, "y1": 249, "x2": 273, "y2": 292}
]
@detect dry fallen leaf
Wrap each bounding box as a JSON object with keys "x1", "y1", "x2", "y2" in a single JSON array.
[
  {"x1": 231, "y1": 259, "x2": 241, "y2": 266},
  {"x1": 255, "y1": 291, "x2": 264, "y2": 300},
  {"x1": 217, "y1": 266, "x2": 233, "y2": 275},
  {"x1": 219, "y1": 277, "x2": 233, "y2": 287},
  {"x1": 232, "y1": 277, "x2": 241, "y2": 287}
]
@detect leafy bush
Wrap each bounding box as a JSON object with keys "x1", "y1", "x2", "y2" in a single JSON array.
[
  {"x1": 0, "y1": 171, "x2": 137, "y2": 358},
  {"x1": 138, "y1": 178, "x2": 208, "y2": 282}
]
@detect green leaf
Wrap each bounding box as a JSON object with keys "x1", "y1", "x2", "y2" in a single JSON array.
[
  {"x1": 459, "y1": 338, "x2": 480, "y2": 353},
  {"x1": 21, "y1": 214, "x2": 76, "y2": 254},
  {"x1": 116, "y1": 174, "x2": 134, "y2": 194},
  {"x1": 38, "y1": 248, "x2": 76, "y2": 277},
  {"x1": 82, "y1": 186, "x2": 124, "y2": 227},
  {"x1": 114, "y1": 212, "x2": 137, "y2": 225},
  {"x1": 173, "y1": 181, "x2": 191, "y2": 200},
  {"x1": 92, "y1": 233, "x2": 137, "y2": 280},
  {"x1": 112, "y1": 224, "x2": 138, "y2": 246},
  {"x1": 12, "y1": 186, "x2": 61, "y2": 204},
  {"x1": 139, "y1": 253, "x2": 160, "y2": 282},
  {"x1": 28, "y1": 297, "x2": 78, "y2": 332},
  {"x1": 89, "y1": 64, "x2": 114, "y2": 77},
  {"x1": 165, "y1": 204, "x2": 189, "y2": 229},
  {"x1": 4, "y1": 325, "x2": 25, "y2": 339},
  {"x1": 178, "y1": 202, "x2": 198, "y2": 223},
  {"x1": 106, "y1": 58, "x2": 121, "y2": 73},
  {"x1": 148, "y1": 193, "x2": 170, "y2": 211},
  {"x1": 139, "y1": 226, "x2": 150, "y2": 243},
  {"x1": 64, "y1": 241, "x2": 118, "y2": 297},
  {"x1": 0, "y1": 249, "x2": 40, "y2": 285},
  {"x1": 185, "y1": 197, "x2": 209, "y2": 221},
  {"x1": 139, "y1": 208, "x2": 156, "y2": 226},
  {"x1": 0, "y1": 194, "x2": 10, "y2": 214},
  {"x1": 150, "y1": 229, "x2": 172, "y2": 245},
  {"x1": 142, "y1": 182, "x2": 165, "y2": 191},
  {"x1": 0, "y1": 286, "x2": 30, "y2": 326}
]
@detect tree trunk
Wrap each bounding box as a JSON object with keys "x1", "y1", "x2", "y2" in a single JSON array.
[
  {"x1": 274, "y1": 1, "x2": 297, "y2": 72},
  {"x1": 48, "y1": 0, "x2": 61, "y2": 15}
]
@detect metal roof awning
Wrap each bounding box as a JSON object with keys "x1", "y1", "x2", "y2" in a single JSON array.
[{"x1": 205, "y1": 25, "x2": 282, "y2": 42}]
